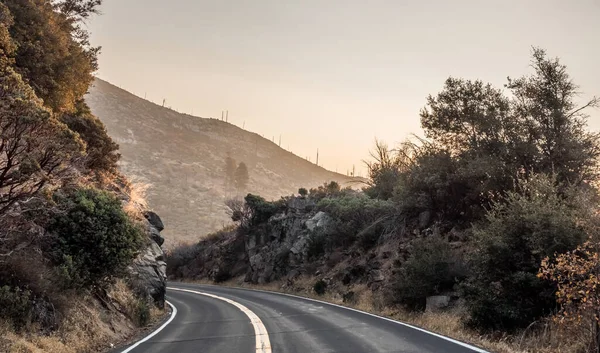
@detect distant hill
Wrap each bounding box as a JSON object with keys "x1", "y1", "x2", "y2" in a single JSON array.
[{"x1": 85, "y1": 78, "x2": 359, "y2": 245}]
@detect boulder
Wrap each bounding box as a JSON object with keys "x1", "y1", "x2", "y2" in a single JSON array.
[
  {"x1": 130, "y1": 212, "x2": 167, "y2": 308},
  {"x1": 130, "y1": 242, "x2": 167, "y2": 308},
  {"x1": 144, "y1": 211, "x2": 164, "y2": 231},
  {"x1": 425, "y1": 295, "x2": 451, "y2": 312}
]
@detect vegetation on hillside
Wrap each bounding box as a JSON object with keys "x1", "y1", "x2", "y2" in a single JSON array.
[
  {"x1": 0, "y1": 0, "x2": 157, "y2": 349},
  {"x1": 170, "y1": 48, "x2": 600, "y2": 352}
]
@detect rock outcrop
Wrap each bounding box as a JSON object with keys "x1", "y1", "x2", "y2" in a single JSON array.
[
  {"x1": 129, "y1": 211, "x2": 167, "y2": 308},
  {"x1": 245, "y1": 199, "x2": 332, "y2": 283}
]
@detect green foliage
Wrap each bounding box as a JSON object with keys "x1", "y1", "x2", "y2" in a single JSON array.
[
  {"x1": 309, "y1": 181, "x2": 343, "y2": 201},
  {"x1": 298, "y1": 188, "x2": 308, "y2": 197},
  {"x1": 59, "y1": 101, "x2": 120, "y2": 173},
  {"x1": 463, "y1": 175, "x2": 586, "y2": 332},
  {"x1": 0, "y1": 285, "x2": 33, "y2": 331},
  {"x1": 313, "y1": 280, "x2": 327, "y2": 295},
  {"x1": 48, "y1": 187, "x2": 144, "y2": 289},
  {"x1": 132, "y1": 298, "x2": 150, "y2": 327},
  {"x1": 243, "y1": 194, "x2": 280, "y2": 228},
  {"x1": 4, "y1": 0, "x2": 100, "y2": 113},
  {"x1": 393, "y1": 237, "x2": 460, "y2": 310},
  {"x1": 0, "y1": 24, "x2": 84, "y2": 214},
  {"x1": 317, "y1": 193, "x2": 394, "y2": 250}
]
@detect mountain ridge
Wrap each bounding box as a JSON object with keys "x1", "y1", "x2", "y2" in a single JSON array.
[{"x1": 85, "y1": 78, "x2": 359, "y2": 244}]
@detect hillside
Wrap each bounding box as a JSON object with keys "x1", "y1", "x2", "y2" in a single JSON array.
[{"x1": 85, "y1": 79, "x2": 358, "y2": 244}]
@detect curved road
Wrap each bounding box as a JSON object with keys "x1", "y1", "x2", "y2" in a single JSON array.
[{"x1": 118, "y1": 283, "x2": 488, "y2": 353}]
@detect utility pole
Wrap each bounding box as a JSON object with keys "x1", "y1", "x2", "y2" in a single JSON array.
[
  {"x1": 162, "y1": 99, "x2": 166, "y2": 107},
  {"x1": 352, "y1": 165, "x2": 355, "y2": 177},
  {"x1": 243, "y1": 121, "x2": 245, "y2": 129},
  {"x1": 144, "y1": 92, "x2": 147, "y2": 99},
  {"x1": 278, "y1": 135, "x2": 281, "y2": 147},
  {"x1": 221, "y1": 111, "x2": 224, "y2": 120},
  {"x1": 316, "y1": 149, "x2": 319, "y2": 166},
  {"x1": 226, "y1": 110, "x2": 229, "y2": 122}
]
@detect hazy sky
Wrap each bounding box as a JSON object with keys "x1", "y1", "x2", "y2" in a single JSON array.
[{"x1": 88, "y1": 0, "x2": 600, "y2": 175}]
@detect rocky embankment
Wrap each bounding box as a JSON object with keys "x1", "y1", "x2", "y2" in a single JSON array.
[
  {"x1": 168, "y1": 196, "x2": 413, "y2": 307},
  {"x1": 130, "y1": 211, "x2": 167, "y2": 307}
]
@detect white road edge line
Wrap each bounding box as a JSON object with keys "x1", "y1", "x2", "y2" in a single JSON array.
[
  {"x1": 120, "y1": 300, "x2": 177, "y2": 353},
  {"x1": 169, "y1": 287, "x2": 272, "y2": 353},
  {"x1": 176, "y1": 284, "x2": 489, "y2": 353}
]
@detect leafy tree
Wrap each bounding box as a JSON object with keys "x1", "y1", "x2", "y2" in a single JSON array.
[
  {"x1": 463, "y1": 175, "x2": 586, "y2": 332},
  {"x1": 48, "y1": 187, "x2": 144, "y2": 289},
  {"x1": 60, "y1": 100, "x2": 120, "y2": 173},
  {"x1": 508, "y1": 48, "x2": 600, "y2": 184},
  {"x1": 3, "y1": 0, "x2": 101, "y2": 113},
  {"x1": 234, "y1": 162, "x2": 249, "y2": 192},
  {"x1": 0, "y1": 5, "x2": 84, "y2": 215},
  {"x1": 420, "y1": 77, "x2": 513, "y2": 156},
  {"x1": 539, "y1": 240, "x2": 600, "y2": 350}
]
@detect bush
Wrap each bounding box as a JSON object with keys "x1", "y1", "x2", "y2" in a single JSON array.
[
  {"x1": 393, "y1": 237, "x2": 460, "y2": 310},
  {"x1": 0, "y1": 285, "x2": 33, "y2": 331},
  {"x1": 317, "y1": 194, "x2": 394, "y2": 250},
  {"x1": 245, "y1": 194, "x2": 278, "y2": 224},
  {"x1": 463, "y1": 175, "x2": 586, "y2": 332},
  {"x1": 59, "y1": 101, "x2": 120, "y2": 174},
  {"x1": 313, "y1": 280, "x2": 327, "y2": 295},
  {"x1": 298, "y1": 188, "x2": 308, "y2": 197},
  {"x1": 132, "y1": 298, "x2": 150, "y2": 327},
  {"x1": 48, "y1": 187, "x2": 145, "y2": 289}
]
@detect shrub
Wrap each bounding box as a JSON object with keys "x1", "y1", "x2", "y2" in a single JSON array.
[
  {"x1": 132, "y1": 298, "x2": 150, "y2": 327},
  {"x1": 298, "y1": 188, "x2": 308, "y2": 197},
  {"x1": 313, "y1": 280, "x2": 327, "y2": 295},
  {"x1": 0, "y1": 286, "x2": 32, "y2": 331},
  {"x1": 243, "y1": 194, "x2": 281, "y2": 227},
  {"x1": 317, "y1": 193, "x2": 394, "y2": 250},
  {"x1": 463, "y1": 175, "x2": 586, "y2": 332},
  {"x1": 393, "y1": 236, "x2": 459, "y2": 310},
  {"x1": 48, "y1": 187, "x2": 145, "y2": 289},
  {"x1": 59, "y1": 101, "x2": 120, "y2": 174}
]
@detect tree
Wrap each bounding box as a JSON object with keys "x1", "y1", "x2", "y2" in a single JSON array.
[
  {"x1": 540, "y1": 241, "x2": 600, "y2": 351},
  {"x1": 234, "y1": 162, "x2": 249, "y2": 192},
  {"x1": 224, "y1": 154, "x2": 236, "y2": 190},
  {"x1": 420, "y1": 77, "x2": 513, "y2": 157},
  {"x1": 0, "y1": 4, "x2": 84, "y2": 215},
  {"x1": 298, "y1": 188, "x2": 308, "y2": 197},
  {"x1": 508, "y1": 47, "x2": 600, "y2": 184},
  {"x1": 463, "y1": 175, "x2": 586, "y2": 332},
  {"x1": 3, "y1": 0, "x2": 100, "y2": 113},
  {"x1": 48, "y1": 187, "x2": 144, "y2": 289},
  {"x1": 59, "y1": 100, "x2": 120, "y2": 173}
]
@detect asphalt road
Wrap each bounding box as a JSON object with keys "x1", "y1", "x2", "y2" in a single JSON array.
[{"x1": 118, "y1": 283, "x2": 488, "y2": 353}]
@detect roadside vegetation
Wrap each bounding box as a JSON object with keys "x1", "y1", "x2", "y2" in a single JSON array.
[
  {"x1": 0, "y1": 1, "x2": 163, "y2": 352},
  {"x1": 169, "y1": 48, "x2": 600, "y2": 352}
]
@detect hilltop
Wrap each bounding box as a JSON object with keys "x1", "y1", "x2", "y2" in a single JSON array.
[{"x1": 85, "y1": 79, "x2": 358, "y2": 244}]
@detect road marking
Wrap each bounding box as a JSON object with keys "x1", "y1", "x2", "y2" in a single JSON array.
[
  {"x1": 169, "y1": 287, "x2": 272, "y2": 353},
  {"x1": 120, "y1": 300, "x2": 177, "y2": 353},
  {"x1": 182, "y1": 284, "x2": 489, "y2": 353}
]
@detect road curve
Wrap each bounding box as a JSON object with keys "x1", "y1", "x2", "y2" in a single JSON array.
[{"x1": 118, "y1": 283, "x2": 488, "y2": 353}]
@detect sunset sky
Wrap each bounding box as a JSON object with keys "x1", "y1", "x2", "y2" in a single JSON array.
[{"x1": 88, "y1": 0, "x2": 600, "y2": 175}]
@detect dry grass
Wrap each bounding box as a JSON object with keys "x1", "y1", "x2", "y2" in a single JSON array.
[
  {"x1": 0, "y1": 279, "x2": 167, "y2": 353},
  {"x1": 180, "y1": 276, "x2": 590, "y2": 353}
]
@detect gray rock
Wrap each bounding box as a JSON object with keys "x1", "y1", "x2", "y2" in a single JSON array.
[
  {"x1": 144, "y1": 211, "x2": 164, "y2": 231},
  {"x1": 426, "y1": 295, "x2": 451, "y2": 312},
  {"x1": 149, "y1": 226, "x2": 165, "y2": 247},
  {"x1": 130, "y1": 241, "x2": 167, "y2": 308}
]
